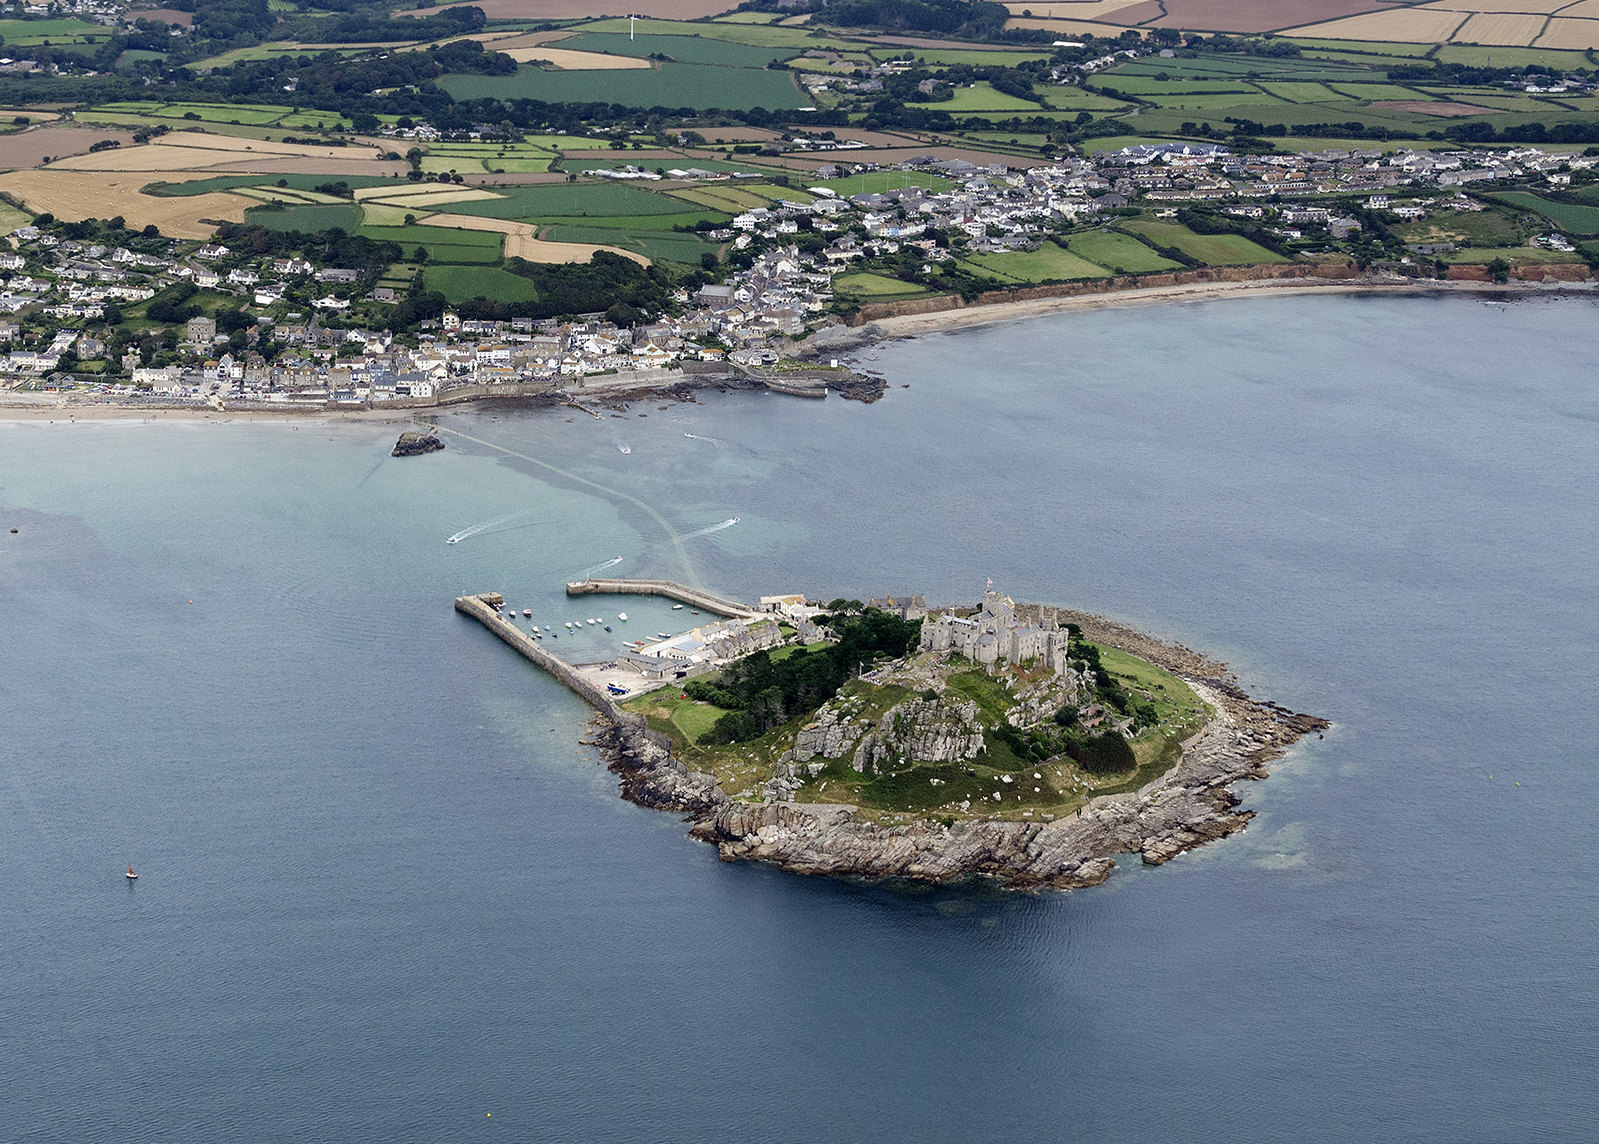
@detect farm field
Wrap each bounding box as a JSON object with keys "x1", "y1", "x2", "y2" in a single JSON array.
[
  {"x1": 1, "y1": 170, "x2": 253, "y2": 238},
  {"x1": 1390, "y1": 209, "x2": 1525, "y2": 247},
  {"x1": 539, "y1": 224, "x2": 709, "y2": 263},
  {"x1": 426, "y1": 181, "x2": 725, "y2": 222},
  {"x1": 438, "y1": 63, "x2": 808, "y2": 112},
  {"x1": 245, "y1": 203, "x2": 365, "y2": 234},
  {"x1": 424, "y1": 264, "x2": 540, "y2": 304},
  {"x1": 147, "y1": 174, "x2": 404, "y2": 196},
  {"x1": 963, "y1": 243, "x2": 1111, "y2": 283},
  {"x1": 832, "y1": 271, "x2": 931, "y2": 296},
  {"x1": 1119, "y1": 219, "x2": 1289, "y2": 265},
  {"x1": 1067, "y1": 230, "x2": 1184, "y2": 274},
  {"x1": 0, "y1": 17, "x2": 110, "y2": 45},
  {"x1": 556, "y1": 31, "x2": 795, "y2": 67},
  {"x1": 577, "y1": 16, "x2": 843, "y2": 49},
  {"x1": 1444, "y1": 244, "x2": 1584, "y2": 262},
  {"x1": 1491, "y1": 192, "x2": 1599, "y2": 235},
  {"x1": 354, "y1": 222, "x2": 506, "y2": 262},
  {"x1": 940, "y1": 82, "x2": 1049, "y2": 112}
]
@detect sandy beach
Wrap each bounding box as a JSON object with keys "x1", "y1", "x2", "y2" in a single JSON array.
[
  {"x1": 4, "y1": 272, "x2": 1592, "y2": 421},
  {"x1": 859, "y1": 273, "x2": 1595, "y2": 341}
]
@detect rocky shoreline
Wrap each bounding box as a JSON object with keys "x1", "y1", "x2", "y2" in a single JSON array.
[{"x1": 594, "y1": 608, "x2": 1328, "y2": 892}]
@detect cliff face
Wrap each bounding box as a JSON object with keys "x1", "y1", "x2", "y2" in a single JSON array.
[{"x1": 597, "y1": 623, "x2": 1329, "y2": 893}]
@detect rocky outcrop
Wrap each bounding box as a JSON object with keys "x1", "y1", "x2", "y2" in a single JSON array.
[
  {"x1": 392, "y1": 429, "x2": 444, "y2": 456},
  {"x1": 587, "y1": 616, "x2": 1330, "y2": 893},
  {"x1": 851, "y1": 696, "x2": 984, "y2": 772}
]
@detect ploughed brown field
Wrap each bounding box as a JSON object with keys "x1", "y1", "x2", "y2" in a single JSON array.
[
  {"x1": 126, "y1": 6, "x2": 193, "y2": 24},
  {"x1": 0, "y1": 127, "x2": 135, "y2": 171},
  {"x1": 394, "y1": 0, "x2": 736, "y2": 19}
]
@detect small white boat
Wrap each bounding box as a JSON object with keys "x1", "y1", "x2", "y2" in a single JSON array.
[
  {"x1": 587, "y1": 618, "x2": 597, "y2": 625},
  {"x1": 618, "y1": 613, "x2": 627, "y2": 621},
  {"x1": 657, "y1": 632, "x2": 670, "y2": 639},
  {"x1": 125, "y1": 864, "x2": 137, "y2": 881},
  {"x1": 672, "y1": 604, "x2": 684, "y2": 610},
  {"x1": 522, "y1": 609, "x2": 532, "y2": 618}
]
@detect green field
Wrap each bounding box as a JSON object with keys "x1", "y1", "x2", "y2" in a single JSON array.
[
  {"x1": 889, "y1": 48, "x2": 1052, "y2": 67},
  {"x1": 245, "y1": 203, "x2": 365, "y2": 234},
  {"x1": 1067, "y1": 230, "x2": 1182, "y2": 274},
  {"x1": 1037, "y1": 86, "x2": 1136, "y2": 111},
  {"x1": 579, "y1": 16, "x2": 840, "y2": 49},
  {"x1": 1326, "y1": 82, "x2": 1430, "y2": 101},
  {"x1": 353, "y1": 224, "x2": 504, "y2": 262},
  {"x1": 0, "y1": 17, "x2": 109, "y2": 44},
  {"x1": 0, "y1": 199, "x2": 31, "y2": 232},
  {"x1": 1444, "y1": 245, "x2": 1585, "y2": 264},
  {"x1": 556, "y1": 31, "x2": 794, "y2": 67},
  {"x1": 1283, "y1": 38, "x2": 1437, "y2": 58},
  {"x1": 815, "y1": 171, "x2": 957, "y2": 195},
  {"x1": 1491, "y1": 192, "x2": 1599, "y2": 237},
  {"x1": 939, "y1": 82, "x2": 1045, "y2": 113},
  {"x1": 1390, "y1": 209, "x2": 1524, "y2": 247},
  {"x1": 1120, "y1": 219, "x2": 1287, "y2": 266},
  {"x1": 833, "y1": 271, "x2": 931, "y2": 296},
  {"x1": 1255, "y1": 81, "x2": 1344, "y2": 103},
  {"x1": 431, "y1": 182, "x2": 716, "y2": 221},
  {"x1": 440, "y1": 62, "x2": 807, "y2": 112},
  {"x1": 425, "y1": 264, "x2": 539, "y2": 304},
  {"x1": 146, "y1": 174, "x2": 405, "y2": 197},
  {"x1": 963, "y1": 243, "x2": 1109, "y2": 283},
  {"x1": 1433, "y1": 45, "x2": 1592, "y2": 70},
  {"x1": 540, "y1": 225, "x2": 711, "y2": 263}
]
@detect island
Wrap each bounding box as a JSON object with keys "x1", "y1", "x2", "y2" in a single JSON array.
[
  {"x1": 456, "y1": 582, "x2": 1327, "y2": 891},
  {"x1": 391, "y1": 429, "x2": 445, "y2": 457}
]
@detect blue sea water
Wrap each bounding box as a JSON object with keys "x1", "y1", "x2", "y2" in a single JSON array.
[{"x1": 3, "y1": 294, "x2": 1597, "y2": 1142}]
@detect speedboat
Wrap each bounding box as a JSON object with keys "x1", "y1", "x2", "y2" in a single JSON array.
[
  {"x1": 603, "y1": 625, "x2": 612, "y2": 632},
  {"x1": 657, "y1": 632, "x2": 670, "y2": 639},
  {"x1": 672, "y1": 604, "x2": 684, "y2": 610},
  {"x1": 522, "y1": 609, "x2": 532, "y2": 617},
  {"x1": 618, "y1": 613, "x2": 627, "y2": 621}
]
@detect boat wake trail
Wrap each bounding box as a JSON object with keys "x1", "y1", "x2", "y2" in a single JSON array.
[
  {"x1": 683, "y1": 432, "x2": 727, "y2": 449},
  {"x1": 574, "y1": 555, "x2": 624, "y2": 579},
  {"x1": 447, "y1": 510, "x2": 532, "y2": 545},
  {"x1": 682, "y1": 517, "x2": 740, "y2": 541}
]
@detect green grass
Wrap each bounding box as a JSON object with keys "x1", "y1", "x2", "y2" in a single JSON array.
[
  {"x1": 833, "y1": 271, "x2": 930, "y2": 297},
  {"x1": 428, "y1": 182, "x2": 717, "y2": 220},
  {"x1": 893, "y1": 48, "x2": 1053, "y2": 67},
  {"x1": 245, "y1": 203, "x2": 365, "y2": 233},
  {"x1": 145, "y1": 174, "x2": 404, "y2": 197},
  {"x1": 578, "y1": 16, "x2": 842, "y2": 49},
  {"x1": 1490, "y1": 192, "x2": 1599, "y2": 237},
  {"x1": 1068, "y1": 230, "x2": 1182, "y2": 274},
  {"x1": 1036, "y1": 86, "x2": 1135, "y2": 111},
  {"x1": 540, "y1": 225, "x2": 711, "y2": 263},
  {"x1": 1444, "y1": 245, "x2": 1584, "y2": 264},
  {"x1": 425, "y1": 264, "x2": 539, "y2": 304},
  {"x1": 1390, "y1": 209, "x2": 1524, "y2": 247},
  {"x1": 1433, "y1": 45, "x2": 1592, "y2": 70},
  {"x1": 0, "y1": 17, "x2": 109, "y2": 44},
  {"x1": 1283, "y1": 38, "x2": 1437, "y2": 57},
  {"x1": 353, "y1": 224, "x2": 504, "y2": 262},
  {"x1": 1119, "y1": 219, "x2": 1288, "y2": 266},
  {"x1": 556, "y1": 31, "x2": 794, "y2": 67},
  {"x1": 816, "y1": 171, "x2": 957, "y2": 195},
  {"x1": 1254, "y1": 81, "x2": 1344, "y2": 103},
  {"x1": 938, "y1": 82, "x2": 1045, "y2": 113},
  {"x1": 440, "y1": 61, "x2": 807, "y2": 111},
  {"x1": 963, "y1": 244, "x2": 1109, "y2": 283},
  {"x1": 0, "y1": 200, "x2": 31, "y2": 232},
  {"x1": 626, "y1": 690, "x2": 731, "y2": 745},
  {"x1": 1325, "y1": 82, "x2": 1431, "y2": 101}
]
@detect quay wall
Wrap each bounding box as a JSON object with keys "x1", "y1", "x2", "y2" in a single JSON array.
[
  {"x1": 565, "y1": 578, "x2": 759, "y2": 617},
  {"x1": 455, "y1": 592, "x2": 636, "y2": 725}
]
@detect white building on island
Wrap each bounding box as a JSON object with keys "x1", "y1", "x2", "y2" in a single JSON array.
[{"x1": 921, "y1": 588, "x2": 1071, "y2": 675}]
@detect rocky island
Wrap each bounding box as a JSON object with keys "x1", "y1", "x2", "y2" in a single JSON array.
[
  {"x1": 391, "y1": 430, "x2": 445, "y2": 457},
  {"x1": 456, "y1": 584, "x2": 1327, "y2": 892}
]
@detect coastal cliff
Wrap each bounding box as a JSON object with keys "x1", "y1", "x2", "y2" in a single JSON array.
[{"x1": 591, "y1": 608, "x2": 1327, "y2": 892}]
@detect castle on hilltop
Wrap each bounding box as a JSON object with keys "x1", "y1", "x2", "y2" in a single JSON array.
[{"x1": 921, "y1": 588, "x2": 1072, "y2": 675}]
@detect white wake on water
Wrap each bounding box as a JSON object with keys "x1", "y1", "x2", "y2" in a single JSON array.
[
  {"x1": 682, "y1": 517, "x2": 740, "y2": 540},
  {"x1": 446, "y1": 510, "x2": 532, "y2": 544}
]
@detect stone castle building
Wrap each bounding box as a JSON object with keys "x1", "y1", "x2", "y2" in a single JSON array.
[{"x1": 921, "y1": 588, "x2": 1072, "y2": 674}]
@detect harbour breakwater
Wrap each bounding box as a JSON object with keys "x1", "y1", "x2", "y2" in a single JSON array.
[
  {"x1": 457, "y1": 585, "x2": 1329, "y2": 891},
  {"x1": 564, "y1": 578, "x2": 757, "y2": 617}
]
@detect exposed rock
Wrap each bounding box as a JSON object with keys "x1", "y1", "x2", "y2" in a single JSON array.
[
  {"x1": 391, "y1": 429, "x2": 444, "y2": 457},
  {"x1": 851, "y1": 696, "x2": 984, "y2": 772},
  {"x1": 588, "y1": 609, "x2": 1329, "y2": 893}
]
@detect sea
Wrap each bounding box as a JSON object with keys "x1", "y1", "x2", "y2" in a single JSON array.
[{"x1": 4, "y1": 293, "x2": 1597, "y2": 1143}]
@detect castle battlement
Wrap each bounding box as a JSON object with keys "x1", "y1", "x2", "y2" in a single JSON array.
[{"x1": 921, "y1": 588, "x2": 1071, "y2": 674}]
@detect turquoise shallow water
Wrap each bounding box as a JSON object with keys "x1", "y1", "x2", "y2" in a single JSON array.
[{"x1": 4, "y1": 294, "x2": 1597, "y2": 1142}]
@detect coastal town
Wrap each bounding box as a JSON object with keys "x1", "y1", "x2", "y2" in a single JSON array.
[{"x1": 4, "y1": 133, "x2": 1597, "y2": 409}]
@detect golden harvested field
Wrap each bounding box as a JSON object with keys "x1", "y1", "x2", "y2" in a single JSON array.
[
  {"x1": 360, "y1": 203, "x2": 423, "y2": 226},
  {"x1": 1425, "y1": 0, "x2": 1577, "y2": 12},
  {"x1": 1453, "y1": 11, "x2": 1550, "y2": 42},
  {"x1": 1289, "y1": 8, "x2": 1470, "y2": 39},
  {"x1": 1153, "y1": 0, "x2": 1385, "y2": 31},
  {"x1": 1550, "y1": 0, "x2": 1599, "y2": 16},
  {"x1": 3, "y1": 171, "x2": 251, "y2": 238},
  {"x1": 501, "y1": 46, "x2": 654, "y2": 67},
  {"x1": 1534, "y1": 15, "x2": 1599, "y2": 44},
  {"x1": 425, "y1": 212, "x2": 651, "y2": 266}
]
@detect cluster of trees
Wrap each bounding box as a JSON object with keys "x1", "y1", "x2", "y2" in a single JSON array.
[
  {"x1": 684, "y1": 609, "x2": 923, "y2": 745},
  {"x1": 1442, "y1": 119, "x2": 1599, "y2": 145},
  {"x1": 211, "y1": 222, "x2": 403, "y2": 274},
  {"x1": 292, "y1": 3, "x2": 486, "y2": 45}
]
